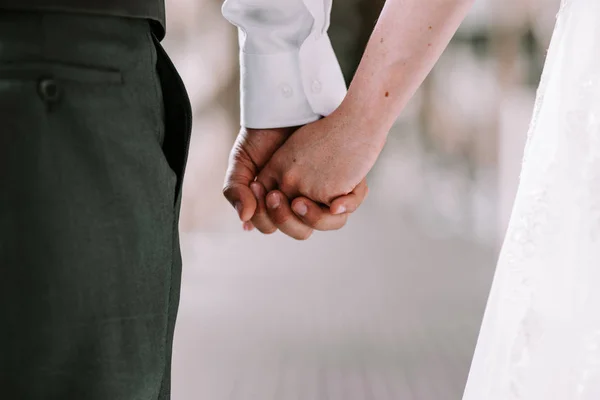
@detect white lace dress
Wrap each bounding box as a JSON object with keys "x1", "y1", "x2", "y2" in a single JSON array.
[{"x1": 462, "y1": 1, "x2": 600, "y2": 399}]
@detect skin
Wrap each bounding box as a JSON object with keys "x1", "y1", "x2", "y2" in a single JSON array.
[
  {"x1": 225, "y1": 0, "x2": 476, "y2": 239},
  {"x1": 223, "y1": 127, "x2": 367, "y2": 240}
]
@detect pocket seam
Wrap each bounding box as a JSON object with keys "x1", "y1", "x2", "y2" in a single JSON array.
[
  {"x1": 147, "y1": 29, "x2": 166, "y2": 146},
  {"x1": 0, "y1": 61, "x2": 123, "y2": 84}
]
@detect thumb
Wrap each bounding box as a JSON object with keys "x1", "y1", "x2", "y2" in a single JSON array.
[
  {"x1": 223, "y1": 145, "x2": 258, "y2": 222},
  {"x1": 223, "y1": 182, "x2": 257, "y2": 223}
]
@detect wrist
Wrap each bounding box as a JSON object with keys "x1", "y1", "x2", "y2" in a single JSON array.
[
  {"x1": 335, "y1": 89, "x2": 391, "y2": 144},
  {"x1": 240, "y1": 126, "x2": 300, "y2": 169}
]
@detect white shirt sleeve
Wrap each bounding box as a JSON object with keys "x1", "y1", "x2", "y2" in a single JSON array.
[{"x1": 222, "y1": 0, "x2": 347, "y2": 129}]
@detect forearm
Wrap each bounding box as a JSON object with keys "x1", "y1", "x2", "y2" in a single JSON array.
[{"x1": 338, "y1": 0, "x2": 475, "y2": 140}]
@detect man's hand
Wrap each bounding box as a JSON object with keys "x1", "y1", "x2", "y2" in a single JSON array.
[
  {"x1": 223, "y1": 127, "x2": 291, "y2": 223},
  {"x1": 223, "y1": 127, "x2": 365, "y2": 240},
  {"x1": 256, "y1": 111, "x2": 384, "y2": 211}
]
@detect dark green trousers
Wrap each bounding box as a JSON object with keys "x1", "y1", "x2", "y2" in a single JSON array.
[{"x1": 0, "y1": 11, "x2": 192, "y2": 400}]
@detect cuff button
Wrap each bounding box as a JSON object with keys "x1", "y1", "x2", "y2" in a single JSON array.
[
  {"x1": 311, "y1": 80, "x2": 322, "y2": 94},
  {"x1": 280, "y1": 83, "x2": 293, "y2": 98}
]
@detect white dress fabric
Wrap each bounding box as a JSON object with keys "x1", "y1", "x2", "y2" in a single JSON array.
[{"x1": 463, "y1": 0, "x2": 600, "y2": 399}]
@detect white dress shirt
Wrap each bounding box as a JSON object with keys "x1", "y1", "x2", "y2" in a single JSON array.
[{"x1": 222, "y1": 0, "x2": 347, "y2": 129}]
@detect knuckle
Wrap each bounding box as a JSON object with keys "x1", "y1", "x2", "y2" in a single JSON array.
[
  {"x1": 253, "y1": 219, "x2": 277, "y2": 235},
  {"x1": 261, "y1": 227, "x2": 278, "y2": 235},
  {"x1": 271, "y1": 210, "x2": 291, "y2": 226},
  {"x1": 294, "y1": 230, "x2": 313, "y2": 241},
  {"x1": 318, "y1": 215, "x2": 347, "y2": 232},
  {"x1": 316, "y1": 188, "x2": 333, "y2": 205},
  {"x1": 304, "y1": 213, "x2": 323, "y2": 228},
  {"x1": 279, "y1": 172, "x2": 297, "y2": 194}
]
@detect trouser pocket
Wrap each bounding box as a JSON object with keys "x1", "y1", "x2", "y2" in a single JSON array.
[
  {"x1": 0, "y1": 61, "x2": 123, "y2": 111},
  {"x1": 0, "y1": 61, "x2": 122, "y2": 82},
  {"x1": 152, "y1": 34, "x2": 193, "y2": 207}
]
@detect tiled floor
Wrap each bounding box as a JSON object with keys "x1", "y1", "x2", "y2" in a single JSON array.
[{"x1": 172, "y1": 204, "x2": 496, "y2": 400}]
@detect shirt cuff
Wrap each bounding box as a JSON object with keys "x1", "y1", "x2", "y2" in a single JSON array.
[{"x1": 239, "y1": 34, "x2": 347, "y2": 129}]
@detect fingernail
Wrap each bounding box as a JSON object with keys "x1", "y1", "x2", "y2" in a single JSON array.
[
  {"x1": 333, "y1": 205, "x2": 346, "y2": 215},
  {"x1": 267, "y1": 193, "x2": 280, "y2": 209},
  {"x1": 235, "y1": 202, "x2": 243, "y2": 217},
  {"x1": 243, "y1": 222, "x2": 253, "y2": 231},
  {"x1": 293, "y1": 202, "x2": 308, "y2": 216},
  {"x1": 250, "y1": 183, "x2": 262, "y2": 199}
]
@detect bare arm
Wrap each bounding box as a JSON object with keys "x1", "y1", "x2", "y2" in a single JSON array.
[
  {"x1": 339, "y1": 0, "x2": 476, "y2": 144},
  {"x1": 257, "y1": 0, "x2": 477, "y2": 209}
]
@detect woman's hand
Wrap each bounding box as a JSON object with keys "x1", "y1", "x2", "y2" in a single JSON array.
[{"x1": 257, "y1": 109, "x2": 385, "y2": 210}]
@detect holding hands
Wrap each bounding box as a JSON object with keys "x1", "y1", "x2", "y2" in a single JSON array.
[
  {"x1": 223, "y1": 0, "x2": 475, "y2": 239},
  {"x1": 256, "y1": 110, "x2": 381, "y2": 210},
  {"x1": 222, "y1": 111, "x2": 376, "y2": 240}
]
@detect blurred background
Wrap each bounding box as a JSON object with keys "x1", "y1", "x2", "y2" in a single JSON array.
[{"x1": 162, "y1": 0, "x2": 561, "y2": 398}]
